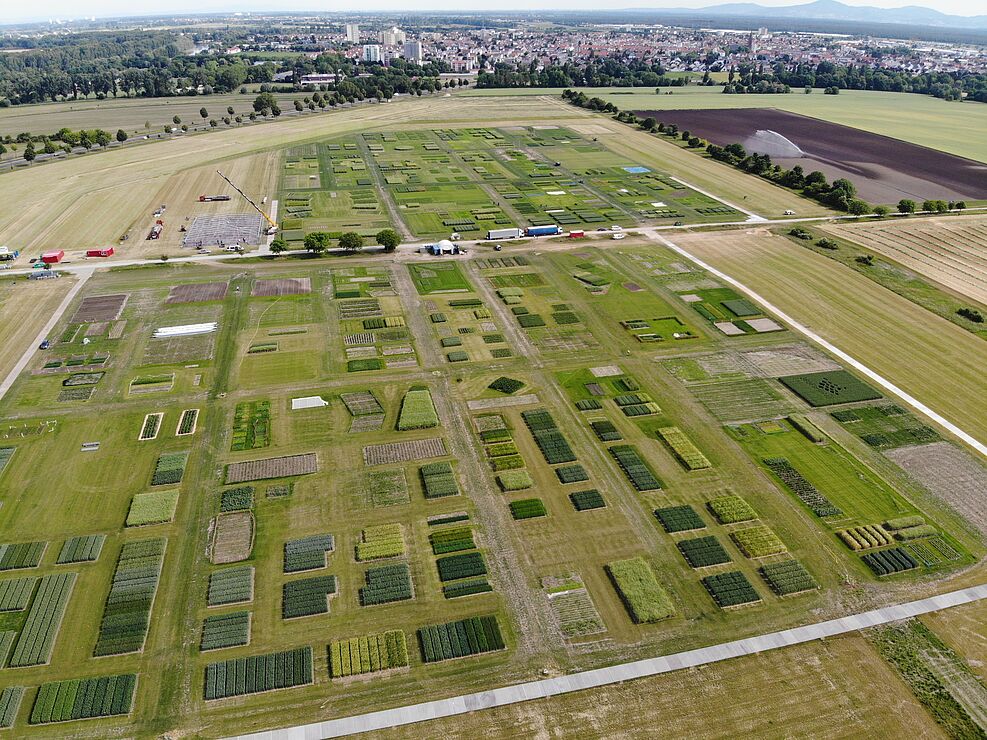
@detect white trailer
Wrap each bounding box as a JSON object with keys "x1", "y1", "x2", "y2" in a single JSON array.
[{"x1": 486, "y1": 228, "x2": 522, "y2": 240}]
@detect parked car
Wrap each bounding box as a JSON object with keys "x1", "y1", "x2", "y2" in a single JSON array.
[{"x1": 39, "y1": 339, "x2": 51, "y2": 350}]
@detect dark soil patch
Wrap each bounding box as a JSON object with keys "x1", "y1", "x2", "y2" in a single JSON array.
[{"x1": 166, "y1": 282, "x2": 229, "y2": 304}]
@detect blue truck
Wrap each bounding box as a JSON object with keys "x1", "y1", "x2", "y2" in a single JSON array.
[{"x1": 525, "y1": 225, "x2": 562, "y2": 237}]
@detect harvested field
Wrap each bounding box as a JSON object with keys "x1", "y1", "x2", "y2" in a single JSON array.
[
  {"x1": 884, "y1": 442, "x2": 987, "y2": 536},
  {"x1": 636, "y1": 108, "x2": 987, "y2": 204},
  {"x1": 182, "y1": 214, "x2": 264, "y2": 247},
  {"x1": 72, "y1": 293, "x2": 128, "y2": 323},
  {"x1": 824, "y1": 215, "x2": 987, "y2": 306},
  {"x1": 166, "y1": 282, "x2": 229, "y2": 304},
  {"x1": 225, "y1": 453, "x2": 318, "y2": 484},
  {"x1": 363, "y1": 438, "x2": 448, "y2": 466},
  {"x1": 211, "y1": 512, "x2": 255, "y2": 564},
  {"x1": 467, "y1": 394, "x2": 540, "y2": 411},
  {"x1": 742, "y1": 345, "x2": 840, "y2": 378},
  {"x1": 252, "y1": 278, "x2": 312, "y2": 297},
  {"x1": 690, "y1": 379, "x2": 792, "y2": 422}
]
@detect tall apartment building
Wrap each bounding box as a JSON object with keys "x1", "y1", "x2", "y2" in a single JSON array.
[
  {"x1": 344, "y1": 23, "x2": 360, "y2": 43},
  {"x1": 362, "y1": 44, "x2": 382, "y2": 63},
  {"x1": 402, "y1": 40, "x2": 423, "y2": 62},
  {"x1": 380, "y1": 27, "x2": 407, "y2": 46}
]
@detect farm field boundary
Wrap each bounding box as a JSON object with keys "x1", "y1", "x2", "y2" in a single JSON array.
[{"x1": 226, "y1": 583, "x2": 987, "y2": 739}]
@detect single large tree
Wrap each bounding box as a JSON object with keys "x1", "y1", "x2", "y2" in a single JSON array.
[
  {"x1": 375, "y1": 229, "x2": 400, "y2": 252},
  {"x1": 338, "y1": 232, "x2": 364, "y2": 251},
  {"x1": 303, "y1": 232, "x2": 331, "y2": 254}
]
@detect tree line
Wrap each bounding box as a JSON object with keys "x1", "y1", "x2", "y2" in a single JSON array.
[{"x1": 481, "y1": 58, "x2": 987, "y2": 104}]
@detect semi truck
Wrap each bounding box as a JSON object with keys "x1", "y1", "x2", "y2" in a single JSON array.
[
  {"x1": 86, "y1": 248, "x2": 115, "y2": 257},
  {"x1": 41, "y1": 250, "x2": 64, "y2": 264},
  {"x1": 525, "y1": 225, "x2": 562, "y2": 237},
  {"x1": 486, "y1": 227, "x2": 522, "y2": 240},
  {"x1": 198, "y1": 194, "x2": 232, "y2": 202}
]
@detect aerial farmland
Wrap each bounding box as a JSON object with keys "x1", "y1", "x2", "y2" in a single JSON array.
[{"x1": 0, "y1": 89, "x2": 984, "y2": 740}]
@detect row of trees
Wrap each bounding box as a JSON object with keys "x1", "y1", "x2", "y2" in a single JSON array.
[
  {"x1": 482, "y1": 57, "x2": 986, "y2": 104},
  {"x1": 271, "y1": 228, "x2": 401, "y2": 256}
]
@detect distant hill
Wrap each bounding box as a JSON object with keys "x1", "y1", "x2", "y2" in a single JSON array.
[{"x1": 647, "y1": 0, "x2": 987, "y2": 30}]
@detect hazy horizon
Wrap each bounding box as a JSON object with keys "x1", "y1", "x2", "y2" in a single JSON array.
[{"x1": 2, "y1": 0, "x2": 984, "y2": 26}]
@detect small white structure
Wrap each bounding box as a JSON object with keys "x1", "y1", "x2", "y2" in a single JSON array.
[
  {"x1": 153, "y1": 322, "x2": 218, "y2": 338},
  {"x1": 291, "y1": 396, "x2": 329, "y2": 410},
  {"x1": 424, "y1": 239, "x2": 458, "y2": 255}
]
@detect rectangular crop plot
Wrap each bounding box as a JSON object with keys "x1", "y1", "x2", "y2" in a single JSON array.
[
  {"x1": 861, "y1": 547, "x2": 919, "y2": 576},
  {"x1": 57, "y1": 534, "x2": 105, "y2": 563},
  {"x1": 356, "y1": 525, "x2": 405, "y2": 561},
  {"x1": 418, "y1": 615, "x2": 505, "y2": 663},
  {"x1": 282, "y1": 576, "x2": 337, "y2": 619},
  {"x1": 151, "y1": 451, "x2": 187, "y2": 486},
  {"x1": 654, "y1": 505, "x2": 706, "y2": 533},
  {"x1": 657, "y1": 427, "x2": 711, "y2": 470},
  {"x1": 225, "y1": 453, "x2": 318, "y2": 483},
  {"x1": 763, "y1": 457, "x2": 842, "y2": 518},
  {"x1": 570, "y1": 489, "x2": 606, "y2": 511},
  {"x1": 367, "y1": 469, "x2": 411, "y2": 507},
  {"x1": 283, "y1": 534, "x2": 334, "y2": 573},
  {"x1": 360, "y1": 563, "x2": 413, "y2": 606},
  {"x1": 779, "y1": 370, "x2": 881, "y2": 407},
  {"x1": 409, "y1": 263, "x2": 472, "y2": 294},
  {"x1": 760, "y1": 559, "x2": 818, "y2": 595},
  {"x1": 0, "y1": 686, "x2": 24, "y2": 728},
  {"x1": 0, "y1": 541, "x2": 46, "y2": 571},
  {"x1": 437, "y1": 551, "x2": 487, "y2": 582},
  {"x1": 549, "y1": 588, "x2": 606, "y2": 637},
  {"x1": 30, "y1": 674, "x2": 136, "y2": 724},
  {"x1": 509, "y1": 498, "x2": 547, "y2": 520},
  {"x1": 231, "y1": 400, "x2": 271, "y2": 451},
  {"x1": 341, "y1": 390, "x2": 384, "y2": 416},
  {"x1": 396, "y1": 387, "x2": 439, "y2": 430},
  {"x1": 211, "y1": 512, "x2": 255, "y2": 565},
  {"x1": 731, "y1": 525, "x2": 787, "y2": 558},
  {"x1": 208, "y1": 566, "x2": 254, "y2": 606},
  {"x1": 0, "y1": 447, "x2": 14, "y2": 478},
  {"x1": 609, "y1": 445, "x2": 662, "y2": 491},
  {"x1": 363, "y1": 438, "x2": 447, "y2": 466},
  {"x1": 329, "y1": 630, "x2": 409, "y2": 678},
  {"x1": 522, "y1": 409, "x2": 577, "y2": 464},
  {"x1": 420, "y1": 462, "x2": 460, "y2": 499},
  {"x1": 71, "y1": 294, "x2": 128, "y2": 323},
  {"x1": 126, "y1": 489, "x2": 179, "y2": 526},
  {"x1": 703, "y1": 571, "x2": 761, "y2": 608},
  {"x1": 9, "y1": 572, "x2": 76, "y2": 667},
  {"x1": 94, "y1": 538, "x2": 166, "y2": 656},
  {"x1": 677, "y1": 536, "x2": 732, "y2": 568},
  {"x1": 0, "y1": 576, "x2": 36, "y2": 611},
  {"x1": 201, "y1": 611, "x2": 251, "y2": 651},
  {"x1": 166, "y1": 282, "x2": 229, "y2": 304},
  {"x1": 252, "y1": 278, "x2": 312, "y2": 296},
  {"x1": 429, "y1": 527, "x2": 476, "y2": 555},
  {"x1": 204, "y1": 647, "x2": 313, "y2": 700},
  {"x1": 707, "y1": 495, "x2": 757, "y2": 524},
  {"x1": 606, "y1": 557, "x2": 675, "y2": 623}
]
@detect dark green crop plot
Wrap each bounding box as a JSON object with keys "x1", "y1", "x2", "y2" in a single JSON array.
[
  {"x1": 703, "y1": 571, "x2": 761, "y2": 608},
  {"x1": 93, "y1": 539, "x2": 166, "y2": 656},
  {"x1": 778, "y1": 370, "x2": 882, "y2": 407},
  {"x1": 677, "y1": 536, "x2": 731, "y2": 568},
  {"x1": 201, "y1": 611, "x2": 251, "y2": 651},
  {"x1": 30, "y1": 674, "x2": 136, "y2": 724},
  {"x1": 360, "y1": 563, "x2": 413, "y2": 606},
  {"x1": 282, "y1": 576, "x2": 337, "y2": 618},
  {"x1": 570, "y1": 489, "x2": 606, "y2": 511},
  {"x1": 760, "y1": 560, "x2": 818, "y2": 595},
  {"x1": 436, "y1": 551, "x2": 488, "y2": 581},
  {"x1": 204, "y1": 647, "x2": 313, "y2": 700},
  {"x1": 609, "y1": 445, "x2": 662, "y2": 491},
  {"x1": 509, "y1": 498, "x2": 548, "y2": 520},
  {"x1": 654, "y1": 505, "x2": 706, "y2": 533},
  {"x1": 418, "y1": 615, "x2": 505, "y2": 662},
  {"x1": 283, "y1": 534, "x2": 334, "y2": 573}
]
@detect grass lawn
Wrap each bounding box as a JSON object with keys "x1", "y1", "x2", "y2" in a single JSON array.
[{"x1": 408, "y1": 262, "x2": 473, "y2": 294}]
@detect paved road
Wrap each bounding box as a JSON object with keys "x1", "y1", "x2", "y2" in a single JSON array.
[
  {"x1": 0, "y1": 267, "x2": 94, "y2": 403},
  {"x1": 226, "y1": 583, "x2": 987, "y2": 740},
  {"x1": 653, "y1": 232, "x2": 987, "y2": 459}
]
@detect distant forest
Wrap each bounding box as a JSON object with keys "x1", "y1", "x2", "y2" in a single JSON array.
[
  {"x1": 477, "y1": 59, "x2": 987, "y2": 104},
  {"x1": 0, "y1": 31, "x2": 449, "y2": 106}
]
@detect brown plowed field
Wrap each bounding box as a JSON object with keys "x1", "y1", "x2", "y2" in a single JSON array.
[{"x1": 635, "y1": 108, "x2": 987, "y2": 204}]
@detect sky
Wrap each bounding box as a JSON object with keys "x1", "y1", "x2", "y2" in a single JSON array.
[{"x1": 2, "y1": 0, "x2": 984, "y2": 24}]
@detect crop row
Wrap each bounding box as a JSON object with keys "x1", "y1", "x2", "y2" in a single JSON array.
[
  {"x1": 609, "y1": 445, "x2": 662, "y2": 491},
  {"x1": 838, "y1": 524, "x2": 893, "y2": 551},
  {"x1": 702, "y1": 571, "x2": 761, "y2": 608},
  {"x1": 762, "y1": 457, "x2": 842, "y2": 518},
  {"x1": 420, "y1": 462, "x2": 460, "y2": 498},
  {"x1": 0, "y1": 541, "x2": 46, "y2": 571},
  {"x1": 861, "y1": 547, "x2": 918, "y2": 576},
  {"x1": 396, "y1": 387, "x2": 440, "y2": 431},
  {"x1": 283, "y1": 534, "x2": 334, "y2": 573},
  {"x1": 139, "y1": 413, "x2": 162, "y2": 441},
  {"x1": 760, "y1": 560, "x2": 818, "y2": 595},
  {"x1": 204, "y1": 647, "x2": 313, "y2": 700},
  {"x1": 200, "y1": 611, "x2": 251, "y2": 651},
  {"x1": 654, "y1": 505, "x2": 705, "y2": 533},
  {"x1": 282, "y1": 576, "x2": 337, "y2": 619},
  {"x1": 355, "y1": 524, "x2": 405, "y2": 561},
  {"x1": 30, "y1": 674, "x2": 136, "y2": 724},
  {"x1": 677, "y1": 536, "x2": 731, "y2": 568},
  {"x1": 57, "y1": 535, "x2": 105, "y2": 564},
  {"x1": 0, "y1": 576, "x2": 36, "y2": 612},
  {"x1": 207, "y1": 566, "x2": 254, "y2": 606},
  {"x1": 657, "y1": 426, "x2": 711, "y2": 471},
  {"x1": 418, "y1": 615, "x2": 505, "y2": 663},
  {"x1": 522, "y1": 409, "x2": 577, "y2": 464},
  {"x1": 606, "y1": 557, "x2": 675, "y2": 623},
  {"x1": 8, "y1": 573, "x2": 76, "y2": 667},
  {"x1": 443, "y1": 578, "x2": 493, "y2": 599},
  {"x1": 151, "y1": 451, "x2": 188, "y2": 487},
  {"x1": 429, "y1": 527, "x2": 475, "y2": 555},
  {"x1": 360, "y1": 563, "x2": 413, "y2": 606},
  {"x1": 0, "y1": 686, "x2": 23, "y2": 728},
  {"x1": 329, "y1": 630, "x2": 409, "y2": 677},
  {"x1": 436, "y1": 551, "x2": 487, "y2": 582},
  {"x1": 707, "y1": 495, "x2": 756, "y2": 524},
  {"x1": 93, "y1": 538, "x2": 166, "y2": 656}
]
